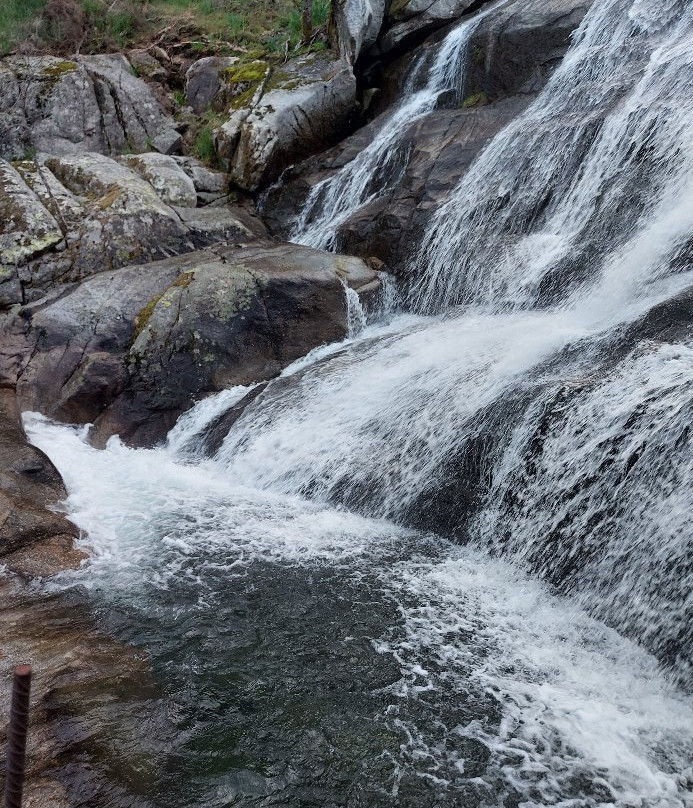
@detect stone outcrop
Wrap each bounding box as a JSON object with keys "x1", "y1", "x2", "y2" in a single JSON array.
[
  {"x1": 216, "y1": 52, "x2": 357, "y2": 192},
  {"x1": 8, "y1": 243, "x2": 379, "y2": 448},
  {"x1": 0, "y1": 152, "x2": 262, "y2": 308},
  {"x1": 0, "y1": 55, "x2": 181, "y2": 161}
]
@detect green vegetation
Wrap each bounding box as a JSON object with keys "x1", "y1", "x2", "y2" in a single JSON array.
[
  {"x1": 193, "y1": 124, "x2": 216, "y2": 164},
  {"x1": 0, "y1": 0, "x2": 47, "y2": 54},
  {"x1": 1, "y1": 0, "x2": 333, "y2": 57},
  {"x1": 191, "y1": 110, "x2": 225, "y2": 166}
]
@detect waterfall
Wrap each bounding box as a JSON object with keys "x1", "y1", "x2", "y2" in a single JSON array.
[
  {"x1": 409, "y1": 0, "x2": 693, "y2": 313},
  {"x1": 290, "y1": 8, "x2": 491, "y2": 249},
  {"x1": 207, "y1": 0, "x2": 693, "y2": 684},
  {"x1": 22, "y1": 0, "x2": 693, "y2": 803}
]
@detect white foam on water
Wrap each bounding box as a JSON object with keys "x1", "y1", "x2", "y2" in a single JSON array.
[
  {"x1": 24, "y1": 414, "x2": 402, "y2": 595},
  {"x1": 381, "y1": 551, "x2": 693, "y2": 806},
  {"x1": 24, "y1": 413, "x2": 693, "y2": 805}
]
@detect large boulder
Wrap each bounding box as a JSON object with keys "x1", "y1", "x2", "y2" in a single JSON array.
[
  {"x1": 10, "y1": 242, "x2": 380, "y2": 448},
  {"x1": 216, "y1": 52, "x2": 357, "y2": 192},
  {"x1": 0, "y1": 55, "x2": 181, "y2": 161},
  {"x1": 0, "y1": 153, "x2": 263, "y2": 307}
]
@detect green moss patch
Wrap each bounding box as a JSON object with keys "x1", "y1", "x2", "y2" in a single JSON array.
[
  {"x1": 224, "y1": 61, "x2": 268, "y2": 84},
  {"x1": 42, "y1": 60, "x2": 78, "y2": 77},
  {"x1": 462, "y1": 91, "x2": 490, "y2": 109}
]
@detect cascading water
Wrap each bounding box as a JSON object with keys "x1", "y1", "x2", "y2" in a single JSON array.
[
  {"x1": 409, "y1": 0, "x2": 693, "y2": 313},
  {"x1": 22, "y1": 0, "x2": 693, "y2": 805},
  {"x1": 209, "y1": 0, "x2": 693, "y2": 680},
  {"x1": 289, "y1": 6, "x2": 495, "y2": 249}
]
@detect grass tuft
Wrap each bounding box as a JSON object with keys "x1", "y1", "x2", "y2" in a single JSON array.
[{"x1": 1, "y1": 0, "x2": 333, "y2": 56}]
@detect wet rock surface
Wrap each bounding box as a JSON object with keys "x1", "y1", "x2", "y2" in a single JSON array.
[
  {"x1": 0, "y1": 389, "x2": 81, "y2": 575},
  {"x1": 378, "y1": 0, "x2": 479, "y2": 55},
  {"x1": 462, "y1": 0, "x2": 594, "y2": 100},
  {"x1": 0, "y1": 580, "x2": 156, "y2": 808},
  {"x1": 264, "y1": 97, "x2": 530, "y2": 269}
]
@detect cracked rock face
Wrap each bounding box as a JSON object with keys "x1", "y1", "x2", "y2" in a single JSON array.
[
  {"x1": 0, "y1": 152, "x2": 263, "y2": 308},
  {"x1": 216, "y1": 52, "x2": 357, "y2": 193},
  {"x1": 9, "y1": 242, "x2": 379, "y2": 448},
  {"x1": 0, "y1": 55, "x2": 180, "y2": 161}
]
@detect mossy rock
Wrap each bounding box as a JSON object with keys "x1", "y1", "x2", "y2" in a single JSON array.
[
  {"x1": 224, "y1": 61, "x2": 268, "y2": 85},
  {"x1": 462, "y1": 91, "x2": 489, "y2": 109},
  {"x1": 42, "y1": 60, "x2": 77, "y2": 78}
]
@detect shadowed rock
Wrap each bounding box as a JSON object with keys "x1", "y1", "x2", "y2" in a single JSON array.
[{"x1": 0, "y1": 389, "x2": 82, "y2": 576}]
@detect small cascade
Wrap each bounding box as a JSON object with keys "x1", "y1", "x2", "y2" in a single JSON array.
[
  {"x1": 289, "y1": 8, "x2": 493, "y2": 249},
  {"x1": 343, "y1": 281, "x2": 368, "y2": 337}
]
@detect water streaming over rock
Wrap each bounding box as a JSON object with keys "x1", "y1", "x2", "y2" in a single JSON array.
[
  {"x1": 211, "y1": 0, "x2": 693, "y2": 683},
  {"x1": 23, "y1": 0, "x2": 693, "y2": 804},
  {"x1": 289, "y1": 6, "x2": 495, "y2": 249},
  {"x1": 410, "y1": 0, "x2": 693, "y2": 313}
]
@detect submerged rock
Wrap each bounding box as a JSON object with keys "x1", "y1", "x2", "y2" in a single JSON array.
[{"x1": 10, "y1": 243, "x2": 379, "y2": 448}]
